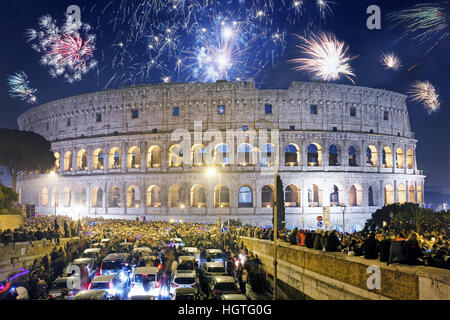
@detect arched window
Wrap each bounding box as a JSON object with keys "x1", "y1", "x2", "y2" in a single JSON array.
[
  {"x1": 396, "y1": 148, "x2": 404, "y2": 169},
  {"x1": 368, "y1": 186, "x2": 375, "y2": 206},
  {"x1": 350, "y1": 185, "x2": 363, "y2": 206},
  {"x1": 285, "y1": 185, "x2": 300, "y2": 207},
  {"x1": 330, "y1": 185, "x2": 339, "y2": 206},
  {"x1": 328, "y1": 145, "x2": 339, "y2": 166},
  {"x1": 214, "y1": 185, "x2": 230, "y2": 208},
  {"x1": 191, "y1": 185, "x2": 207, "y2": 207},
  {"x1": 109, "y1": 187, "x2": 121, "y2": 207},
  {"x1": 384, "y1": 184, "x2": 394, "y2": 205},
  {"x1": 238, "y1": 186, "x2": 253, "y2": 208},
  {"x1": 407, "y1": 149, "x2": 413, "y2": 169},
  {"x1": 307, "y1": 144, "x2": 322, "y2": 166},
  {"x1": 169, "y1": 185, "x2": 182, "y2": 208},
  {"x1": 92, "y1": 187, "x2": 103, "y2": 208},
  {"x1": 77, "y1": 149, "x2": 88, "y2": 171},
  {"x1": 63, "y1": 187, "x2": 71, "y2": 207},
  {"x1": 261, "y1": 185, "x2": 274, "y2": 207},
  {"x1": 42, "y1": 188, "x2": 49, "y2": 206},
  {"x1": 348, "y1": 146, "x2": 358, "y2": 166},
  {"x1": 127, "y1": 186, "x2": 139, "y2": 208},
  {"x1": 128, "y1": 147, "x2": 141, "y2": 169},
  {"x1": 397, "y1": 184, "x2": 406, "y2": 204},
  {"x1": 215, "y1": 144, "x2": 230, "y2": 165},
  {"x1": 54, "y1": 153, "x2": 60, "y2": 171},
  {"x1": 109, "y1": 148, "x2": 121, "y2": 169},
  {"x1": 148, "y1": 146, "x2": 162, "y2": 168},
  {"x1": 383, "y1": 147, "x2": 393, "y2": 168},
  {"x1": 409, "y1": 185, "x2": 415, "y2": 203},
  {"x1": 417, "y1": 184, "x2": 423, "y2": 204},
  {"x1": 285, "y1": 144, "x2": 300, "y2": 166},
  {"x1": 261, "y1": 144, "x2": 275, "y2": 167},
  {"x1": 192, "y1": 145, "x2": 207, "y2": 167},
  {"x1": 93, "y1": 149, "x2": 105, "y2": 170},
  {"x1": 367, "y1": 146, "x2": 378, "y2": 167},
  {"x1": 146, "y1": 185, "x2": 161, "y2": 207},
  {"x1": 238, "y1": 144, "x2": 252, "y2": 166},
  {"x1": 169, "y1": 145, "x2": 184, "y2": 168},
  {"x1": 308, "y1": 185, "x2": 321, "y2": 207},
  {"x1": 64, "y1": 152, "x2": 73, "y2": 171}
]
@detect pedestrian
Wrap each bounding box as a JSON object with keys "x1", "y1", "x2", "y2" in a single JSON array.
[{"x1": 240, "y1": 267, "x2": 248, "y2": 295}]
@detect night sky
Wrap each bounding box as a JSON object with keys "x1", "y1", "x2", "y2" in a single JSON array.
[{"x1": 0, "y1": 0, "x2": 447, "y2": 195}]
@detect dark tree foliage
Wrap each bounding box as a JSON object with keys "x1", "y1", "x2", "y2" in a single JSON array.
[
  {"x1": 0, "y1": 184, "x2": 19, "y2": 213},
  {"x1": 0, "y1": 129, "x2": 55, "y2": 190},
  {"x1": 272, "y1": 175, "x2": 285, "y2": 230}
]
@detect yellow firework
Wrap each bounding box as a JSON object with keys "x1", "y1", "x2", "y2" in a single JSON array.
[
  {"x1": 381, "y1": 52, "x2": 402, "y2": 70},
  {"x1": 409, "y1": 80, "x2": 440, "y2": 112},
  {"x1": 290, "y1": 32, "x2": 356, "y2": 83}
]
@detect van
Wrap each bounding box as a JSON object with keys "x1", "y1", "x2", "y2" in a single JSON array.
[{"x1": 100, "y1": 253, "x2": 131, "y2": 283}]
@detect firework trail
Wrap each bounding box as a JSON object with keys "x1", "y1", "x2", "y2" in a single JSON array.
[
  {"x1": 409, "y1": 81, "x2": 440, "y2": 113},
  {"x1": 380, "y1": 52, "x2": 402, "y2": 71},
  {"x1": 7, "y1": 71, "x2": 38, "y2": 104},
  {"x1": 290, "y1": 32, "x2": 356, "y2": 84},
  {"x1": 26, "y1": 14, "x2": 97, "y2": 83},
  {"x1": 388, "y1": 2, "x2": 450, "y2": 53}
]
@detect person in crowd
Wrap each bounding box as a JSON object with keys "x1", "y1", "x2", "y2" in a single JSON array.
[{"x1": 363, "y1": 232, "x2": 379, "y2": 259}]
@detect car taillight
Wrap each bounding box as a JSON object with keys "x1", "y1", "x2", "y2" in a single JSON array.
[
  {"x1": 155, "y1": 282, "x2": 160, "y2": 288},
  {"x1": 234, "y1": 290, "x2": 240, "y2": 294},
  {"x1": 47, "y1": 294, "x2": 54, "y2": 299},
  {"x1": 157, "y1": 264, "x2": 162, "y2": 270},
  {"x1": 171, "y1": 283, "x2": 179, "y2": 288},
  {"x1": 87, "y1": 282, "x2": 92, "y2": 290},
  {"x1": 213, "y1": 290, "x2": 219, "y2": 296},
  {"x1": 109, "y1": 282, "x2": 113, "y2": 289},
  {"x1": 99, "y1": 264, "x2": 103, "y2": 275},
  {"x1": 67, "y1": 292, "x2": 73, "y2": 297}
]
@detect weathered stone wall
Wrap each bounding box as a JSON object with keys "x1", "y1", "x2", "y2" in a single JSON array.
[
  {"x1": 0, "y1": 215, "x2": 24, "y2": 232},
  {"x1": 241, "y1": 237, "x2": 450, "y2": 300},
  {"x1": 0, "y1": 237, "x2": 79, "y2": 281}
]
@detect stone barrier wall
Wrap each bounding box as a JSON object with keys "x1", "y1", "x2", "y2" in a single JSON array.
[
  {"x1": 0, "y1": 215, "x2": 24, "y2": 232},
  {"x1": 241, "y1": 237, "x2": 449, "y2": 300}
]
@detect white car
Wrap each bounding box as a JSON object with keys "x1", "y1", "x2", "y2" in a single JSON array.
[
  {"x1": 128, "y1": 267, "x2": 161, "y2": 299},
  {"x1": 88, "y1": 275, "x2": 126, "y2": 299},
  {"x1": 170, "y1": 270, "x2": 198, "y2": 295}
]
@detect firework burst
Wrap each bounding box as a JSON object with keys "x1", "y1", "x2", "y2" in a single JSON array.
[
  {"x1": 27, "y1": 14, "x2": 97, "y2": 83},
  {"x1": 409, "y1": 81, "x2": 440, "y2": 113},
  {"x1": 388, "y1": 2, "x2": 450, "y2": 52},
  {"x1": 7, "y1": 71, "x2": 38, "y2": 104},
  {"x1": 380, "y1": 52, "x2": 402, "y2": 70},
  {"x1": 290, "y1": 32, "x2": 356, "y2": 84}
]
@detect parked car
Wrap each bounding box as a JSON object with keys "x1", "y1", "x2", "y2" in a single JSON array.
[
  {"x1": 47, "y1": 277, "x2": 79, "y2": 300},
  {"x1": 172, "y1": 288, "x2": 200, "y2": 300},
  {"x1": 100, "y1": 253, "x2": 131, "y2": 283},
  {"x1": 128, "y1": 267, "x2": 161, "y2": 299},
  {"x1": 201, "y1": 249, "x2": 224, "y2": 265},
  {"x1": 220, "y1": 293, "x2": 249, "y2": 300},
  {"x1": 199, "y1": 262, "x2": 227, "y2": 292},
  {"x1": 88, "y1": 275, "x2": 126, "y2": 300},
  {"x1": 72, "y1": 289, "x2": 113, "y2": 300},
  {"x1": 208, "y1": 276, "x2": 240, "y2": 299},
  {"x1": 170, "y1": 270, "x2": 198, "y2": 295}
]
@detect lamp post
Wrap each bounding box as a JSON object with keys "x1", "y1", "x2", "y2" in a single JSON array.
[
  {"x1": 207, "y1": 167, "x2": 224, "y2": 248},
  {"x1": 341, "y1": 204, "x2": 347, "y2": 234},
  {"x1": 249, "y1": 119, "x2": 278, "y2": 300}
]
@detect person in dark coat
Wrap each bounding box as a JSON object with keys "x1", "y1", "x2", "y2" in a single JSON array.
[
  {"x1": 304, "y1": 232, "x2": 314, "y2": 248},
  {"x1": 388, "y1": 233, "x2": 406, "y2": 265},
  {"x1": 313, "y1": 231, "x2": 323, "y2": 250},
  {"x1": 363, "y1": 232, "x2": 379, "y2": 259},
  {"x1": 378, "y1": 235, "x2": 391, "y2": 262},
  {"x1": 325, "y1": 231, "x2": 340, "y2": 252},
  {"x1": 404, "y1": 232, "x2": 421, "y2": 265},
  {"x1": 289, "y1": 228, "x2": 298, "y2": 245}
]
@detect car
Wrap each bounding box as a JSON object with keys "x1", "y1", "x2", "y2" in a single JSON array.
[
  {"x1": 100, "y1": 239, "x2": 111, "y2": 248},
  {"x1": 207, "y1": 276, "x2": 240, "y2": 299},
  {"x1": 72, "y1": 289, "x2": 113, "y2": 300},
  {"x1": 178, "y1": 255, "x2": 196, "y2": 269},
  {"x1": 199, "y1": 262, "x2": 227, "y2": 290},
  {"x1": 219, "y1": 293, "x2": 249, "y2": 300},
  {"x1": 81, "y1": 248, "x2": 102, "y2": 266},
  {"x1": 128, "y1": 267, "x2": 162, "y2": 299},
  {"x1": 201, "y1": 249, "x2": 224, "y2": 265},
  {"x1": 172, "y1": 288, "x2": 200, "y2": 300},
  {"x1": 65, "y1": 258, "x2": 97, "y2": 286},
  {"x1": 118, "y1": 242, "x2": 134, "y2": 252},
  {"x1": 130, "y1": 295, "x2": 156, "y2": 300},
  {"x1": 170, "y1": 238, "x2": 185, "y2": 249},
  {"x1": 100, "y1": 253, "x2": 131, "y2": 283},
  {"x1": 88, "y1": 275, "x2": 126, "y2": 299},
  {"x1": 132, "y1": 247, "x2": 153, "y2": 255},
  {"x1": 47, "y1": 277, "x2": 79, "y2": 300},
  {"x1": 170, "y1": 270, "x2": 198, "y2": 295},
  {"x1": 182, "y1": 247, "x2": 200, "y2": 263}
]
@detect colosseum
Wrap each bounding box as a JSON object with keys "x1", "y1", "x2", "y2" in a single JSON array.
[{"x1": 16, "y1": 80, "x2": 425, "y2": 231}]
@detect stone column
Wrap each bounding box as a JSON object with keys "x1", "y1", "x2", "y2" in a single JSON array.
[
  {"x1": 72, "y1": 149, "x2": 77, "y2": 175},
  {"x1": 122, "y1": 142, "x2": 128, "y2": 173},
  {"x1": 87, "y1": 146, "x2": 93, "y2": 174},
  {"x1": 394, "y1": 180, "x2": 398, "y2": 204},
  {"x1": 104, "y1": 181, "x2": 108, "y2": 216},
  {"x1": 392, "y1": 143, "x2": 396, "y2": 173},
  {"x1": 140, "y1": 141, "x2": 147, "y2": 172},
  {"x1": 405, "y1": 180, "x2": 409, "y2": 202},
  {"x1": 122, "y1": 181, "x2": 127, "y2": 215},
  {"x1": 105, "y1": 144, "x2": 110, "y2": 173}
]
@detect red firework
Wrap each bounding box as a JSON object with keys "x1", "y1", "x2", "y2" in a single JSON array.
[{"x1": 49, "y1": 33, "x2": 93, "y2": 70}]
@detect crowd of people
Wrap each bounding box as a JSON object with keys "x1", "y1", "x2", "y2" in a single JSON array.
[
  {"x1": 238, "y1": 224, "x2": 449, "y2": 269},
  {"x1": 0, "y1": 214, "x2": 448, "y2": 300}
]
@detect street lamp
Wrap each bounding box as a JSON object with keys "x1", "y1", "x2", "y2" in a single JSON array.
[
  {"x1": 341, "y1": 204, "x2": 347, "y2": 234},
  {"x1": 207, "y1": 167, "x2": 222, "y2": 229},
  {"x1": 249, "y1": 119, "x2": 278, "y2": 300}
]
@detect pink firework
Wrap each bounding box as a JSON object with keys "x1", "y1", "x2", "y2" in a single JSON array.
[{"x1": 49, "y1": 33, "x2": 94, "y2": 71}]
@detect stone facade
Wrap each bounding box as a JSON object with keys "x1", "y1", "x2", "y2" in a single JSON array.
[{"x1": 16, "y1": 81, "x2": 425, "y2": 230}]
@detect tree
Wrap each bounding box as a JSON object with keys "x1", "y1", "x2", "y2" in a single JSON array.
[
  {"x1": 272, "y1": 175, "x2": 285, "y2": 230},
  {"x1": 0, "y1": 129, "x2": 55, "y2": 191},
  {"x1": 0, "y1": 184, "x2": 18, "y2": 211}
]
